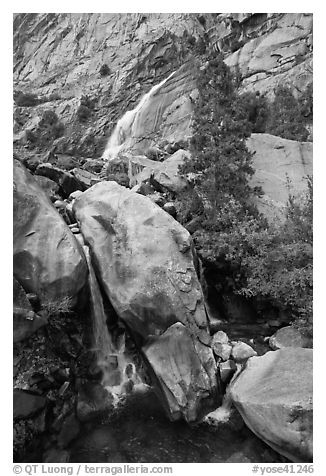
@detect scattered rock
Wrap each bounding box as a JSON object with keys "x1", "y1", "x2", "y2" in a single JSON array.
[
  {"x1": 231, "y1": 341, "x2": 257, "y2": 363},
  {"x1": 35, "y1": 163, "x2": 84, "y2": 197},
  {"x1": 13, "y1": 278, "x2": 47, "y2": 342},
  {"x1": 13, "y1": 389, "x2": 46, "y2": 420},
  {"x1": 82, "y1": 158, "x2": 105, "y2": 174},
  {"x1": 56, "y1": 155, "x2": 79, "y2": 171},
  {"x1": 212, "y1": 330, "x2": 229, "y2": 344},
  {"x1": 219, "y1": 360, "x2": 237, "y2": 384},
  {"x1": 269, "y1": 326, "x2": 313, "y2": 350},
  {"x1": 212, "y1": 342, "x2": 232, "y2": 361},
  {"x1": 230, "y1": 348, "x2": 313, "y2": 462},
  {"x1": 163, "y1": 202, "x2": 177, "y2": 218},
  {"x1": 14, "y1": 308, "x2": 48, "y2": 343},
  {"x1": 128, "y1": 150, "x2": 189, "y2": 194},
  {"x1": 71, "y1": 168, "x2": 101, "y2": 190},
  {"x1": 76, "y1": 382, "x2": 113, "y2": 422},
  {"x1": 57, "y1": 413, "x2": 81, "y2": 448}
]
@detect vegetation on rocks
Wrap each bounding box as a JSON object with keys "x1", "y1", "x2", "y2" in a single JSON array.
[
  {"x1": 177, "y1": 52, "x2": 313, "y2": 335},
  {"x1": 25, "y1": 109, "x2": 64, "y2": 147}
]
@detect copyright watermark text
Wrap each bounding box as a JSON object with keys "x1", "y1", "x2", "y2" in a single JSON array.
[{"x1": 13, "y1": 465, "x2": 173, "y2": 475}]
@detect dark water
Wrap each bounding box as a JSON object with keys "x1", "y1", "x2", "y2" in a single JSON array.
[{"x1": 69, "y1": 388, "x2": 284, "y2": 463}]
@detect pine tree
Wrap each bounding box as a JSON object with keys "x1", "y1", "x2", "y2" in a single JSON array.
[{"x1": 181, "y1": 53, "x2": 256, "y2": 216}]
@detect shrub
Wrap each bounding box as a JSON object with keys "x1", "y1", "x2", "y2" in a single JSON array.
[
  {"x1": 25, "y1": 110, "x2": 64, "y2": 147},
  {"x1": 265, "y1": 85, "x2": 310, "y2": 141},
  {"x1": 99, "y1": 64, "x2": 111, "y2": 76},
  {"x1": 41, "y1": 296, "x2": 73, "y2": 318},
  {"x1": 39, "y1": 109, "x2": 58, "y2": 127},
  {"x1": 14, "y1": 91, "x2": 39, "y2": 107},
  {"x1": 77, "y1": 104, "x2": 91, "y2": 122},
  {"x1": 106, "y1": 172, "x2": 130, "y2": 187}
]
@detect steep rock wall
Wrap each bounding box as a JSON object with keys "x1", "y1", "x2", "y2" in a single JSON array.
[{"x1": 13, "y1": 13, "x2": 313, "y2": 158}]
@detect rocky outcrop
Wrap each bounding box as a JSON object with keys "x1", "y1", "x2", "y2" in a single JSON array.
[
  {"x1": 128, "y1": 149, "x2": 189, "y2": 193},
  {"x1": 73, "y1": 181, "x2": 219, "y2": 420},
  {"x1": 13, "y1": 160, "x2": 88, "y2": 305},
  {"x1": 13, "y1": 14, "x2": 202, "y2": 157},
  {"x1": 248, "y1": 133, "x2": 313, "y2": 218},
  {"x1": 219, "y1": 13, "x2": 313, "y2": 97},
  {"x1": 230, "y1": 348, "x2": 313, "y2": 462},
  {"x1": 13, "y1": 14, "x2": 313, "y2": 162}
]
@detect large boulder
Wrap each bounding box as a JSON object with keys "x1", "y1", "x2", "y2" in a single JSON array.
[
  {"x1": 269, "y1": 326, "x2": 313, "y2": 350},
  {"x1": 73, "y1": 181, "x2": 219, "y2": 420},
  {"x1": 35, "y1": 163, "x2": 84, "y2": 197},
  {"x1": 73, "y1": 181, "x2": 208, "y2": 339},
  {"x1": 230, "y1": 348, "x2": 313, "y2": 462},
  {"x1": 14, "y1": 389, "x2": 46, "y2": 420},
  {"x1": 248, "y1": 133, "x2": 313, "y2": 219},
  {"x1": 143, "y1": 322, "x2": 220, "y2": 422},
  {"x1": 13, "y1": 160, "x2": 88, "y2": 305}
]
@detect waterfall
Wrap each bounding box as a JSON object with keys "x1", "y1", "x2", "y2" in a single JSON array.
[
  {"x1": 102, "y1": 71, "x2": 176, "y2": 161},
  {"x1": 83, "y1": 245, "x2": 146, "y2": 404},
  {"x1": 204, "y1": 364, "x2": 242, "y2": 425}
]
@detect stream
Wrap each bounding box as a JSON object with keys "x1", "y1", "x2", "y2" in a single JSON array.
[{"x1": 69, "y1": 387, "x2": 283, "y2": 463}]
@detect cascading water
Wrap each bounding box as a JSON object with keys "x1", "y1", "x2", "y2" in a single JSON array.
[
  {"x1": 204, "y1": 364, "x2": 242, "y2": 425},
  {"x1": 102, "y1": 71, "x2": 176, "y2": 161},
  {"x1": 83, "y1": 245, "x2": 145, "y2": 404}
]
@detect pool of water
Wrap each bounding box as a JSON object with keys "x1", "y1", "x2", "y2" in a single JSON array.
[{"x1": 69, "y1": 388, "x2": 285, "y2": 463}]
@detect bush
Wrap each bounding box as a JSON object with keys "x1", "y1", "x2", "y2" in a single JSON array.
[
  {"x1": 39, "y1": 109, "x2": 58, "y2": 127},
  {"x1": 14, "y1": 91, "x2": 39, "y2": 107},
  {"x1": 106, "y1": 172, "x2": 130, "y2": 187},
  {"x1": 41, "y1": 296, "x2": 73, "y2": 319},
  {"x1": 99, "y1": 64, "x2": 111, "y2": 76},
  {"x1": 25, "y1": 110, "x2": 64, "y2": 147},
  {"x1": 265, "y1": 85, "x2": 310, "y2": 141},
  {"x1": 77, "y1": 104, "x2": 91, "y2": 122}
]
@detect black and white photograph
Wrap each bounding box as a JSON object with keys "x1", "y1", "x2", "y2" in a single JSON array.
[{"x1": 11, "y1": 7, "x2": 314, "y2": 472}]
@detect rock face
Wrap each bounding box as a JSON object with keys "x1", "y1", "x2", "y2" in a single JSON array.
[
  {"x1": 13, "y1": 14, "x2": 312, "y2": 159},
  {"x1": 73, "y1": 181, "x2": 219, "y2": 420},
  {"x1": 230, "y1": 348, "x2": 313, "y2": 462},
  {"x1": 221, "y1": 13, "x2": 313, "y2": 97},
  {"x1": 248, "y1": 133, "x2": 313, "y2": 218},
  {"x1": 13, "y1": 160, "x2": 88, "y2": 305},
  {"x1": 13, "y1": 14, "x2": 201, "y2": 157}
]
